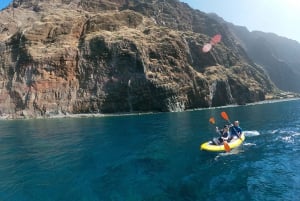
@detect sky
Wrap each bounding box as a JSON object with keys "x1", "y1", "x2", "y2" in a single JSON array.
[
  {"x1": 0, "y1": 0, "x2": 11, "y2": 10},
  {"x1": 181, "y1": 0, "x2": 300, "y2": 43}
]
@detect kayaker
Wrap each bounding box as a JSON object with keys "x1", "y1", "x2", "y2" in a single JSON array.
[
  {"x1": 213, "y1": 125, "x2": 230, "y2": 145},
  {"x1": 230, "y1": 121, "x2": 242, "y2": 139}
]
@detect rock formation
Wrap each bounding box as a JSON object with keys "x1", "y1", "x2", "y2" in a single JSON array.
[
  {"x1": 209, "y1": 13, "x2": 300, "y2": 93},
  {"x1": 0, "y1": 0, "x2": 276, "y2": 118}
]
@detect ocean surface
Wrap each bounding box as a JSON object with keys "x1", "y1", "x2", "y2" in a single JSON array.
[{"x1": 0, "y1": 99, "x2": 300, "y2": 201}]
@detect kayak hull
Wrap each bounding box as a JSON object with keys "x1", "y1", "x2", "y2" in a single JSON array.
[{"x1": 200, "y1": 133, "x2": 245, "y2": 152}]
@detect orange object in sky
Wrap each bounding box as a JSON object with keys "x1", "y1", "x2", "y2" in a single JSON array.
[{"x1": 210, "y1": 34, "x2": 222, "y2": 45}]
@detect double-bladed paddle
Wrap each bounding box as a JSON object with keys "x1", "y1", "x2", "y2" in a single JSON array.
[
  {"x1": 209, "y1": 116, "x2": 230, "y2": 152},
  {"x1": 221, "y1": 111, "x2": 241, "y2": 139}
]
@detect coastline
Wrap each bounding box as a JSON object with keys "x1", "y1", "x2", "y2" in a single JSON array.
[
  {"x1": 1, "y1": 97, "x2": 299, "y2": 121},
  {"x1": 0, "y1": 111, "x2": 158, "y2": 121}
]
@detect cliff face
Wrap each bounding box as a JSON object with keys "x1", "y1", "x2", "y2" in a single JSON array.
[
  {"x1": 0, "y1": 0, "x2": 275, "y2": 118},
  {"x1": 209, "y1": 13, "x2": 300, "y2": 93}
]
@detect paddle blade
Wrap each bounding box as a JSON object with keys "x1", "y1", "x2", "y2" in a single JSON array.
[
  {"x1": 209, "y1": 117, "x2": 215, "y2": 124},
  {"x1": 221, "y1": 111, "x2": 229, "y2": 121},
  {"x1": 223, "y1": 141, "x2": 230, "y2": 152}
]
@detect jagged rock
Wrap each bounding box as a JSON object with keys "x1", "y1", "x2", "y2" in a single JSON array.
[{"x1": 0, "y1": 0, "x2": 276, "y2": 118}]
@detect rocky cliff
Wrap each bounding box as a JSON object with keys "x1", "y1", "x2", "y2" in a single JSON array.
[
  {"x1": 209, "y1": 13, "x2": 300, "y2": 93},
  {"x1": 233, "y1": 29, "x2": 300, "y2": 93},
  {"x1": 0, "y1": 0, "x2": 275, "y2": 118}
]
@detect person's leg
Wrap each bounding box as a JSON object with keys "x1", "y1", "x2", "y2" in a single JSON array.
[{"x1": 213, "y1": 138, "x2": 220, "y2": 145}]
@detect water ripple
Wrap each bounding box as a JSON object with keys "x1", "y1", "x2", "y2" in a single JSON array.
[{"x1": 0, "y1": 100, "x2": 300, "y2": 200}]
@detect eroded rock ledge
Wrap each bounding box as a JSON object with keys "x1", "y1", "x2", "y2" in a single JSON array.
[{"x1": 0, "y1": 0, "x2": 275, "y2": 118}]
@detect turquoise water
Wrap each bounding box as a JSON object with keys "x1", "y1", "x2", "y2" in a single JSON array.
[{"x1": 0, "y1": 100, "x2": 300, "y2": 201}]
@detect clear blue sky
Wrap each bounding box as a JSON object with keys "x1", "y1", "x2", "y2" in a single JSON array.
[
  {"x1": 0, "y1": 0, "x2": 11, "y2": 10},
  {"x1": 181, "y1": 0, "x2": 300, "y2": 43}
]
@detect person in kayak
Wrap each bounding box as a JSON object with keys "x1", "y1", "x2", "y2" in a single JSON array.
[
  {"x1": 213, "y1": 125, "x2": 230, "y2": 145},
  {"x1": 230, "y1": 120, "x2": 242, "y2": 139}
]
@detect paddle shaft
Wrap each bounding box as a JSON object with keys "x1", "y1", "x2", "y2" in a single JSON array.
[
  {"x1": 209, "y1": 115, "x2": 230, "y2": 152},
  {"x1": 221, "y1": 112, "x2": 241, "y2": 138}
]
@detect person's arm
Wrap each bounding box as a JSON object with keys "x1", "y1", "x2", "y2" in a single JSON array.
[
  {"x1": 216, "y1": 127, "x2": 222, "y2": 135},
  {"x1": 233, "y1": 127, "x2": 242, "y2": 138},
  {"x1": 237, "y1": 127, "x2": 242, "y2": 136}
]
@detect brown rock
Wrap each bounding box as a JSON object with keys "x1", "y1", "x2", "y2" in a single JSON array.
[{"x1": 0, "y1": 0, "x2": 275, "y2": 118}]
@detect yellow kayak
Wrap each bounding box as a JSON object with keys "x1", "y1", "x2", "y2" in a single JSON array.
[{"x1": 200, "y1": 133, "x2": 245, "y2": 152}]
